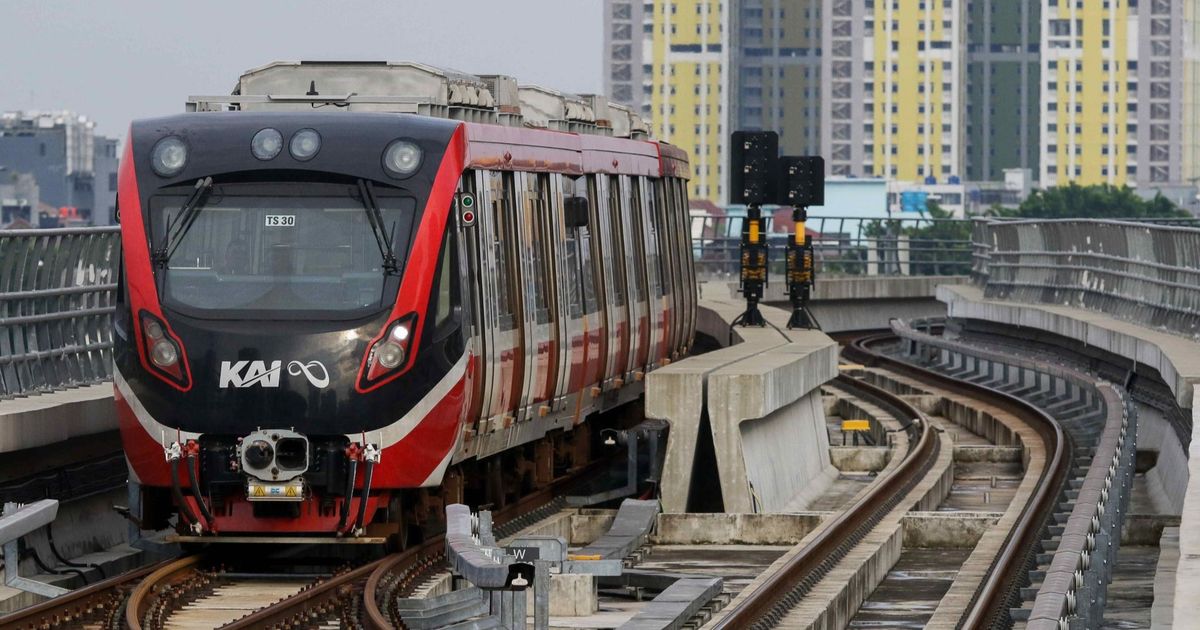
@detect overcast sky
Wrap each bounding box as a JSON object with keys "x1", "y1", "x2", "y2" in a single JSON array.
[{"x1": 0, "y1": 1, "x2": 604, "y2": 138}]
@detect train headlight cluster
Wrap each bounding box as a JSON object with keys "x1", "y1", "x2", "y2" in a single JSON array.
[
  {"x1": 139, "y1": 311, "x2": 190, "y2": 388},
  {"x1": 150, "y1": 136, "x2": 188, "y2": 177},
  {"x1": 361, "y1": 314, "x2": 418, "y2": 387},
  {"x1": 382, "y1": 140, "x2": 422, "y2": 178},
  {"x1": 251, "y1": 128, "x2": 284, "y2": 160},
  {"x1": 289, "y1": 129, "x2": 321, "y2": 161}
]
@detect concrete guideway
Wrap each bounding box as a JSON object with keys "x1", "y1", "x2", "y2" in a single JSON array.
[
  {"x1": 0, "y1": 383, "x2": 114, "y2": 453},
  {"x1": 939, "y1": 283, "x2": 1200, "y2": 628},
  {"x1": 647, "y1": 294, "x2": 839, "y2": 514}
]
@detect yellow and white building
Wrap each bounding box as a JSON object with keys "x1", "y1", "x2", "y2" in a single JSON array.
[
  {"x1": 1040, "y1": 0, "x2": 1200, "y2": 188},
  {"x1": 821, "y1": 0, "x2": 965, "y2": 181}
]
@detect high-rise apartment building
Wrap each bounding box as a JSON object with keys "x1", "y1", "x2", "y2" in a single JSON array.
[
  {"x1": 1039, "y1": 0, "x2": 1199, "y2": 187},
  {"x1": 822, "y1": 0, "x2": 965, "y2": 181},
  {"x1": 606, "y1": 0, "x2": 1200, "y2": 196},
  {"x1": 731, "y1": 0, "x2": 823, "y2": 156},
  {"x1": 604, "y1": 1, "x2": 651, "y2": 118},
  {"x1": 965, "y1": 0, "x2": 1041, "y2": 182}
]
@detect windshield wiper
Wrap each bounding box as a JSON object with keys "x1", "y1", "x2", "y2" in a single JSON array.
[
  {"x1": 357, "y1": 179, "x2": 399, "y2": 274},
  {"x1": 152, "y1": 177, "x2": 214, "y2": 267}
]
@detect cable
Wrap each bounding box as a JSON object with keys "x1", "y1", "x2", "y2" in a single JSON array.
[
  {"x1": 337, "y1": 458, "x2": 358, "y2": 534},
  {"x1": 169, "y1": 457, "x2": 198, "y2": 529},
  {"x1": 353, "y1": 458, "x2": 376, "y2": 534},
  {"x1": 185, "y1": 453, "x2": 215, "y2": 528},
  {"x1": 48, "y1": 520, "x2": 105, "y2": 579}
]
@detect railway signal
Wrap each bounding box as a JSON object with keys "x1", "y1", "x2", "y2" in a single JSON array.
[{"x1": 729, "y1": 131, "x2": 825, "y2": 329}]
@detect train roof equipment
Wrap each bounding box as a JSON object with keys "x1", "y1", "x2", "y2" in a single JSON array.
[{"x1": 186, "y1": 60, "x2": 650, "y2": 140}]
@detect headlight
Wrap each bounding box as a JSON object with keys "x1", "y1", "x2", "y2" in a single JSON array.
[
  {"x1": 289, "y1": 129, "x2": 321, "y2": 161},
  {"x1": 252, "y1": 128, "x2": 283, "y2": 160},
  {"x1": 150, "y1": 339, "x2": 179, "y2": 368},
  {"x1": 150, "y1": 136, "x2": 188, "y2": 177},
  {"x1": 382, "y1": 140, "x2": 422, "y2": 178},
  {"x1": 377, "y1": 342, "x2": 406, "y2": 369}
]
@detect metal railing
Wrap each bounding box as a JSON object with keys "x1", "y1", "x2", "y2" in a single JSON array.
[
  {"x1": 972, "y1": 218, "x2": 1200, "y2": 339},
  {"x1": 0, "y1": 227, "x2": 120, "y2": 399},
  {"x1": 690, "y1": 215, "x2": 974, "y2": 279}
]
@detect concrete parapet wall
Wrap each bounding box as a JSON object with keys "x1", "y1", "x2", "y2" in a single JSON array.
[
  {"x1": 648, "y1": 296, "x2": 839, "y2": 514},
  {"x1": 901, "y1": 512, "x2": 1001, "y2": 548},
  {"x1": 936, "y1": 282, "x2": 1200, "y2": 625},
  {"x1": 654, "y1": 512, "x2": 827, "y2": 545},
  {"x1": 940, "y1": 284, "x2": 1200, "y2": 409},
  {"x1": 0, "y1": 383, "x2": 115, "y2": 453}
]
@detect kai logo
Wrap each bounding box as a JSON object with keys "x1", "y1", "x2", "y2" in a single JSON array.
[{"x1": 219, "y1": 360, "x2": 330, "y2": 389}]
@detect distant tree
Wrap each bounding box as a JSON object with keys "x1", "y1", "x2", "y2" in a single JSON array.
[{"x1": 994, "y1": 183, "x2": 1190, "y2": 219}]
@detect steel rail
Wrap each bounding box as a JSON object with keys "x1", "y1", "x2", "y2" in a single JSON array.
[
  {"x1": 124, "y1": 553, "x2": 206, "y2": 630},
  {"x1": 713, "y1": 346, "x2": 938, "y2": 629},
  {"x1": 850, "y1": 331, "x2": 1070, "y2": 629},
  {"x1": 0, "y1": 560, "x2": 167, "y2": 629}
]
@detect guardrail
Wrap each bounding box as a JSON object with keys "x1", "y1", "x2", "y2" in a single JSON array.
[
  {"x1": 0, "y1": 227, "x2": 121, "y2": 399},
  {"x1": 972, "y1": 218, "x2": 1200, "y2": 339},
  {"x1": 892, "y1": 320, "x2": 1135, "y2": 628},
  {"x1": 690, "y1": 215, "x2": 974, "y2": 280}
]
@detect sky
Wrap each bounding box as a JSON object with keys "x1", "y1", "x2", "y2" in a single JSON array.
[{"x1": 0, "y1": 1, "x2": 604, "y2": 138}]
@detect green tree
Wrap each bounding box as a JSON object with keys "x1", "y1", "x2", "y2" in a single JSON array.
[{"x1": 993, "y1": 183, "x2": 1190, "y2": 219}]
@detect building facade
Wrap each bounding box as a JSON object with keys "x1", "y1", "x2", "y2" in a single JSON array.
[
  {"x1": 731, "y1": 0, "x2": 823, "y2": 156},
  {"x1": 0, "y1": 111, "x2": 119, "y2": 225},
  {"x1": 821, "y1": 0, "x2": 965, "y2": 182},
  {"x1": 965, "y1": 0, "x2": 1041, "y2": 182},
  {"x1": 1039, "y1": 0, "x2": 1200, "y2": 188}
]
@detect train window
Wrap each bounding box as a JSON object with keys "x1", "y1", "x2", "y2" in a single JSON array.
[
  {"x1": 628, "y1": 178, "x2": 649, "y2": 303},
  {"x1": 491, "y1": 171, "x2": 517, "y2": 331},
  {"x1": 561, "y1": 176, "x2": 584, "y2": 319},
  {"x1": 433, "y1": 229, "x2": 454, "y2": 330},
  {"x1": 529, "y1": 174, "x2": 552, "y2": 325},
  {"x1": 606, "y1": 176, "x2": 627, "y2": 307},
  {"x1": 652, "y1": 179, "x2": 672, "y2": 298},
  {"x1": 148, "y1": 180, "x2": 416, "y2": 317}
]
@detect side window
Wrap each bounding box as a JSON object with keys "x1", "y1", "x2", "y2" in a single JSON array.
[
  {"x1": 562, "y1": 175, "x2": 584, "y2": 319},
  {"x1": 628, "y1": 177, "x2": 649, "y2": 302},
  {"x1": 433, "y1": 228, "x2": 455, "y2": 329},
  {"x1": 580, "y1": 176, "x2": 600, "y2": 314},
  {"x1": 492, "y1": 171, "x2": 517, "y2": 331},
  {"x1": 607, "y1": 175, "x2": 628, "y2": 307},
  {"x1": 530, "y1": 174, "x2": 552, "y2": 325},
  {"x1": 653, "y1": 179, "x2": 671, "y2": 298}
]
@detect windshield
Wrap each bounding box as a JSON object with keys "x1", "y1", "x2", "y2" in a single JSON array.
[{"x1": 150, "y1": 182, "x2": 417, "y2": 317}]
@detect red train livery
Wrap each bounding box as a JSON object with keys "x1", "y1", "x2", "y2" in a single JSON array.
[{"x1": 114, "y1": 62, "x2": 696, "y2": 541}]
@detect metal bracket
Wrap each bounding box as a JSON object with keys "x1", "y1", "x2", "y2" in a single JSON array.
[{"x1": 2, "y1": 501, "x2": 69, "y2": 598}]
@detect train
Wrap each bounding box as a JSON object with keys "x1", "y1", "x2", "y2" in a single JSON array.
[{"x1": 113, "y1": 61, "x2": 696, "y2": 542}]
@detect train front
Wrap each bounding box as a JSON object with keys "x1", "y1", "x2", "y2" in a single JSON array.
[{"x1": 115, "y1": 112, "x2": 467, "y2": 538}]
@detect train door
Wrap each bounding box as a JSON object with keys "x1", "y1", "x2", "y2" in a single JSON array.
[
  {"x1": 599, "y1": 175, "x2": 630, "y2": 389},
  {"x1": 516, "y1": 172, "x2": 557, "y2": 418},
  {"x1": 627, "y1": 177, "x2": 653, "y2": 373},
  {"x1": 548, "y1": 174, "x2": 574, "y2": 414},
  {"x1": 578, "y1": 175, "x2": 607, "y2": 404},
  {"x1": 640, "y1": 178, "x2": 667, "y2": 367},
  {"x1": 676, "y1": 178, "x2": 698, "y2": 347},
  {"x1": 456, "y1": 171, "x2": 486, "y2": 434},
  {"x1": 478, "y1": 170, "x2": 523, "y2": 429},
  {"x1": 556, "y1": 175, "x2": 585, "y2": 419},
  {"x1": 659, "y1": 178, "x2": 683, "y2": 358}
]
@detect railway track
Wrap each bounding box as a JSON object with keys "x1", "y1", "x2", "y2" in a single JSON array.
[
  {"x1": 713, "y1": 330, "x2": 1070, "y2": 629},
  {"x1": 2, "y1": 460, "x2": 589, "y2": 630}
]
